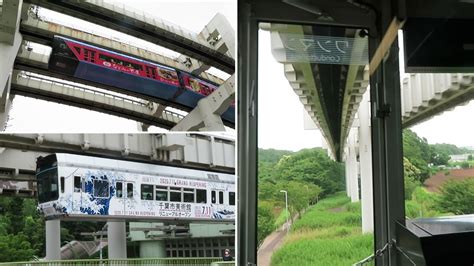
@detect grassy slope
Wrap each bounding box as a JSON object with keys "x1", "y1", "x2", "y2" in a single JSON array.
[{"x1": 271, "y1": 192, "x2": 374, "y2": 266}]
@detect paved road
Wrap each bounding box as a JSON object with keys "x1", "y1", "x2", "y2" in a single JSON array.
[{"x1": 257, "y1": 222, "x2": 290, "y2": 266}]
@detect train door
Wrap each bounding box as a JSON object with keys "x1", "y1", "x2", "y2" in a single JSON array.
[
  {"x1": 211, "y1": 190, "x2": 225, "y2": 206},
  {"x1": 71, "y1": 175, "x2": 83, "y2": 213},
  {"x1": 84, "y1": 49, "x2": 96, "y2": 63},
  {"x1": 115, "y1": 181, "x2": 135, "y2": 216}
]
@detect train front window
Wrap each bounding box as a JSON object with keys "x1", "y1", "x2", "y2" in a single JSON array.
[
  {"x1": 93, "y1": 180, "x2": 109, "y2": 198},
  {"x1": 197, "y1": 189, "x2": 207, "y2": 203},
  {"x1": 37, "y1": 168, "x2": 59, "y2": 203}
]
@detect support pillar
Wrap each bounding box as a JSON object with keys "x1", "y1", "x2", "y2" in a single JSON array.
[
  {"x1": 45, "y1": 219, "x2": 61, "y2": 260},
  {"x1": 370, "y1": 37, "x2": 405, "y2": 264},
  {"x1": 139, "y1": 241, "x2": 166, "y2": 258},
  {"x1": 359, "y1": 91, "x2": 374, "y2": 233},
  {"x1": 344, "y1": 150, "x2": 351, "y2": 197},
  {"x1": 348, "y1": 130, "x2": 359, "y2": 202},
  {"x1": 107, "y1": 221, "x2": 127, "y2": 259}
]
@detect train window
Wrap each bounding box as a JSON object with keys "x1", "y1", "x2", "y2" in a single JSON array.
[
  {"x1": 141, "y1": 184, "x2": 154, "y2": 200},
  {"x1": 145, "y1": 66, "x2": 157, "y2": 79},
  {"x1": 60, "y1": 177, "x2": 65, "y2": 193},
  {"x1": 211, "y1": 191, "x2": 216, "y2": 204},
  {"x1": 116, "y1": 182, "x2": 123, "y2": 198},
  {"x1": 183, "y1": 188, "x2": 194, "y2": 203},
  {"x1": 219, "y1": 191, "x2": 224, "y2": 204},
  {"x1": 127, "y1": 183, "x2": 133, "y2": 198},
  {"x1": 93, "y1": 180, "x2": 109, "y2": 198},
  {"x1": 196, "y1": 189, "x2": 207, "y2": 203},
  {"x1": 155, "y1": 186, "x2": 168, "y2": 201},
  {"x1": 84, "y1": 49, "x2": 96, "y2": 63},
  {"x1": 170, "y1": 187, "x2": 181, "y2": 202},
  {"x1": 229, "y1": 192, "x2": 235, "y2": 206},
  {"x1": 74, "y1": 176, "x2": 81, "y2": 192}
]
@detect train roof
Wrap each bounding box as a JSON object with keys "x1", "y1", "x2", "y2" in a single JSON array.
[{"x1": 53, "y1": 153, "x2": 235, "y2": 184}]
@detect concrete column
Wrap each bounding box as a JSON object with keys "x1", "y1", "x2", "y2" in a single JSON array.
[
  {"x1": 107, "y1": 221, "x2": 127, "y2": 259},
  {"x1": 139, "y1": 241, "x2": 166, "y2": 258},
  {"x1": 348, "y1": 130, "x2": 359, "y2": 202},
  {"x1": 359, "y1": 91, "x2": 374, "y2": 233},
  {"x1": 45, "y1": 219, "x2": 61, "y2": 260},
  {"x1": 344, "y1": 151, "x2": 351, "y2": 197}
]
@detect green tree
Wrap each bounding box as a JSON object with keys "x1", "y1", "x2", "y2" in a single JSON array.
[
  {"x1": 437, "y1": 179, "x2": 474, "y2": 215},
  {"x1": 258, "y1": 202, "x2": 276, "y2": 245},
  {"x1": 402, "y1": 130, "x2": 432, "y2": 182},
  {"x1": 0, "y1": 234, "x2": 36, "y2": 262},
  {"x1": 403, "y1": 157, "x2": 421, "y2": 199}
]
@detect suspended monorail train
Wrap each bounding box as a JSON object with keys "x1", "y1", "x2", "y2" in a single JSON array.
[
  {"x1": 49, "y1": 36, "x2": 235, "y2": 124},
  {"x1": 36, "y1": 154, "x2": 235, "y2": 223}
]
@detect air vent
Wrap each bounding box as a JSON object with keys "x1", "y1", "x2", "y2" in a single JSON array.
[{"x1": 207, "y1": 174, "x2": 219, "y2": 180}]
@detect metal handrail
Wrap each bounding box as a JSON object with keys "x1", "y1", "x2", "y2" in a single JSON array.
[{"x1": 0, "y1": 257, "x2": 224, "y2": 266}]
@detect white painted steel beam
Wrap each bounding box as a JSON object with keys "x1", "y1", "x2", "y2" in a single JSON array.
[
  {"x1": 401, "y1": 73, "x2": 474, "y2": 128},
  {"x1": 11, "y1": 71, "x2": 185, "y2": 129},
  {"x1": 171, "y1": 74, "x2": 235, "y2": 132},
  {"x1": 0, "y1": 134, "x2": 235, "y2": 172},
  {"x1": 179, "y1": 13, "x2": 236, "y2": 75}
]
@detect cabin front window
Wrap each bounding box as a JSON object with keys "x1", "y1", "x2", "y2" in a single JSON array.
[{"x1": 37, "y1": 169, "x2": 59, "y2": 203}]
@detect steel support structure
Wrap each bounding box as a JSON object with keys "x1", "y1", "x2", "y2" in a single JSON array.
[
  {"x1": 369, "y1": 32, "x2": 405, "y2": 266},
  {"x1": 239, "y1": 1, "x2": 406, "y2": 265},
  {"x1": 238, "y1": 1, "x2": 258, "y2": 265}
]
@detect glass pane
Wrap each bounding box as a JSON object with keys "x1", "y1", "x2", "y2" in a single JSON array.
[
  {"x1": 116, "y1": 182, "x2": 123, "y2": 198},
  {"x1": 60, "y1": 177, "x2": 65, "y2": 193},
  {"x1": 184, "y1": 192, "x2": 194, "y2": 203},
  {"x1": 74, "y1": 176, "x2": 81, "y2": 192},
  {"x1": 229, "y1": 192, "x2": 235, "y2": 206},
  {"x1": 197, "y1": 189, "x2": 207, "y2": 203},
  {"x1": 219, "y1": 191, "x2": 224, "y2": 204},
  {"x1": 156, "y1": 190, "x2": 168, "y2": 201},
  {"x1": 127, "y1": 183, "x2": 133, "y2": 198},
  {"x1": 211, "y1": 191, "x2": 216, "y2": 204},
  {"x1": 141, "y1": 184, "x2": 153, "y2": 200},
  {"x1": 94, "y1": 180, "x2": 109, "y2": 198},
  {"x1": 170, "y1": 191, "x2": 181, "y2": 202}
]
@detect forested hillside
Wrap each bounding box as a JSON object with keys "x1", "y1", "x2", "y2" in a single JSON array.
[{"x1": 257, "y1": 148, "x2": 345, "y2": 244}]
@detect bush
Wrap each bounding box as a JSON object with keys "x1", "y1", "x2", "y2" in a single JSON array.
[
  {"x1": 437, "y1": 179, "x2": 474, "y2": 215},
  {"x1": 258, "y1": 201, "x2": 276, "y2": 245}
]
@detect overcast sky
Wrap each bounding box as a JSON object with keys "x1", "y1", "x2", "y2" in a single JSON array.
[
  {"x1": 5, "y1": 0, "x2": 236, "y2": 133},
  {"x1": 257, "y1": 29, "x2": 474, "y2": 151}
]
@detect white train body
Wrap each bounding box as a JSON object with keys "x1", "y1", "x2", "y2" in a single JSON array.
[{"x1": 36, "y1": 154, "x2": 235, "y2": 223}]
